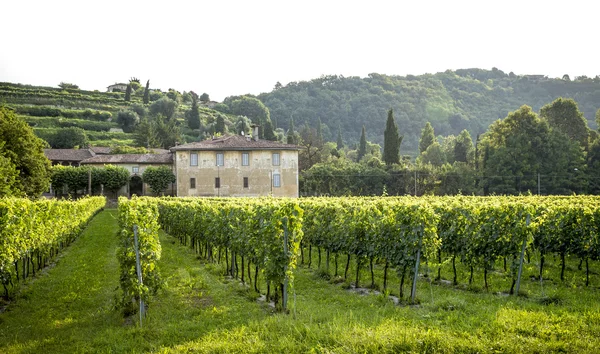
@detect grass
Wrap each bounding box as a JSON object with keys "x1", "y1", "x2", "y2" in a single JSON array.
[{"x1": 1, "y1": 211, "x2": 599, "y2": 353}]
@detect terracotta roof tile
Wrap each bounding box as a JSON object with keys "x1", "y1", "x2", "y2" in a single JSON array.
[
  {"x1": 81, "y1": 153, "x2": 173, "y2": 164},
  {"x1": 170, "y1": 135, "x2": 301, "y2": 151},
  {"x1": 44, "y1": 149, "x2": 95, "y2": 162}
]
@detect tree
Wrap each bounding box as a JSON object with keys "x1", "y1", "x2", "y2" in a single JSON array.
[
  {"x1": 215, "y1": 115, "x2": 226, "y2": 134},
  {"x1": 116, "y1": 110, "x2": 140, "y2": 133},
  {"x1": 419, "y1": 122, "x2": 435, "y2": 154},
  {"x1": 481, "y1": 105, "x2": 584, "y2": 195},
  {"x1": 58, "y1": 82, "x2": 79, "y2": 90},
  {"x1": 228, "y1": 96, "x2": 270, "y2": 136},
  {"x1": 131, "y1": 103, "x2": 148, "y2": 118},
  {"x1": 154, "y1": 115, "x2": 181, "y2": 148},
  {"x1": 101, "y1": 165, "x2": 130, "y2": 199},
  {"x1": 51, "y1": 165, "x2": 94, "y2": 196},
  {"x1": 287, "y1": 118, "x2": 297, "y2": 144},
  {"x1": 540, "y1": 98, "x2": 589, "y2": 148},
  {"x1": 186, "y1": 95, "x2": 201, "y2": 130},
  {"x1": 299, "y1": 123, "x2": 324, "y2": 171},
  {"x1": 0, "y1": 144, "x2": 19, "y2": 197},
  {"x1": 124, "y1": 84, "x2": 132, "y2": 102},
  {"x1": 383, "y1": 109, "x2": 401, "y2": 165},
  {"x1": 454, "y1": 129, "x2": 474, "y2": 164},
  {"x1": 134, "y1": 118, "x2": 161, "y2": 148},
  {"x1": 357, "y1": 125, "x2": 367, "y2": 162},
  {"x1": 419, "y1": 142, "x2": 446, "y2": 167},
  {"x1": 336, "y1": 125, "x2": 344, "y2": 150},
  {"x1": 166, "y1": 89, "x2": 182, "y2": 104},
  {"x1": 200, "y1": 93, "x2": 210, "y2": 102},
  {"x1": 149, "y1": 97, "x2": 178, "y2": 120},
  {"x1": 588, "y1": 138, "x2": 600, "y2": 193},
  {"x1": 316, "y1": 117, "x2": 323, "y2": 144},
  {"x1": 596, "y1": 108, "x2": 600, "y2": 131},
  {"x1": 0, "y1": 106, "x2": 51, "y2": 196},
  {"x1": 142, "y1": 166, "x2": 176, "y2": 195},
  {"x1": 441, "y1": 135, "x2": 457, "y2": 164},
  {"x1": 235, "y1": 116, "x2": 252, "y2": 135},
  {"x1": 129, "y1": 77, "x2": 141, "y2": 91},
  {"x1": 263, "y1": 118, "x2": 277, "y2": 141},
  {"x1": 143, "y1": 80, "x2": 150, "y2": 104},
  {"x1": 54, "y1": 127, "x2": 89, "y2": 149}
]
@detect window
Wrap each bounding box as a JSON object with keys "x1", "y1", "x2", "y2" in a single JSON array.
[
  {"x1": 216, "y1": 152, "x2": 224, "y2": 166},
  {"x1": 132, "y1": 166, "x2": 139, "y2": 173},
  {"x1": 272, "y1": 152, "x2": 280, "y2": 166},
  {"x1": 243, "y1": 177, "x2": 249, "y2": 188},
  {"x1": 273, "y1": 174, "x2": 281, "y2": 188},
  {"x1": 242, "y1": 152, "x2": 249, "y2": 166},
  {"x1": 190, "y1": 152, "x2": 198, "y2": 166},
  {"x1": 190, "y1": 178, "x2": 196, "y2": 189},
  {"x1": 215, "y1": 177, "x2": 220, "y2": 188}
]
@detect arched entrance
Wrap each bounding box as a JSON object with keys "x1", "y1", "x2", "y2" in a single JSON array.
[{"x1": 130, "y1": 175, "x2": 143, "y2": 197}]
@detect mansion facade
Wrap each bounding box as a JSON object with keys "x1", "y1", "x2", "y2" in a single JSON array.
[{"x1": 44, "y1": 132, "x2": 301, "y2": 198}]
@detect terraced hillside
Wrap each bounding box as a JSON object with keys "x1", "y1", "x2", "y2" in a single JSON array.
[{"x1": 0, "y1": 82, "x2": 238, "y2": 148}]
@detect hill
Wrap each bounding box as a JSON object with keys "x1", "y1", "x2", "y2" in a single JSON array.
[
  {"x1": 257, "y1": 69, "x2": 600, "y2": 154},
  {"x1": 0, "y1": 82, "x2": 237, "y2": 148}
]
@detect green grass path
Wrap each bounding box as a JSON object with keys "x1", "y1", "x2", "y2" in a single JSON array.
[{"x1": 0, "y1": 209, "x2": 122, "y2": 353}]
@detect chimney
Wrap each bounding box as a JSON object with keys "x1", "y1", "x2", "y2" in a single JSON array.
[{"x1": 251, "y1": 124, "x2": 259, "y2": 141}]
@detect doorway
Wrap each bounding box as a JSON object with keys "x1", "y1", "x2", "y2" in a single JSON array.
[{"x1": 130, "y1": 175, "x2": 143, "y2": 197}]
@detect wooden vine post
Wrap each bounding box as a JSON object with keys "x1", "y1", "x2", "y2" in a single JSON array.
[
  {"x1": 515, "y1": 215, "x2": 530, "y2": 295},
  {"x1": 133, "y1": 225, "x2": 145, "y2": 326},
  {"x1": 282, "y1": 217, "x2": 289, "y2": 311},
  {"x1": 411, "y1": 233, "x2": 423, "y2": 304}
]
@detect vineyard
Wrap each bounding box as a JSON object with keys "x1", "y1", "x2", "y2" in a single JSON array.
[
  {"x1": 115, "y1": 195, "x2": 600, "y2": 312},
  {"x1": 0, "y1": 196, "x2": 105, "y2": 297},
  {"x1": 1, "y1": 196, "x2": 600, "y2": 352}
]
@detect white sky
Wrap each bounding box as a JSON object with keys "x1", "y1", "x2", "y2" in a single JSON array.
[{"x1": 1, "y1": 0, "x2": 598, "y2": 101}]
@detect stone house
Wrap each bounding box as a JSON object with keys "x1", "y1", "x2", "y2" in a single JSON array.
[
  {"x1": 170, "y1": 131, "x2": 301, "y2": 197},
  {"x1": 43, "y1": 130, "x2": 301, "y2": 198},
  {"x1": 106, "y1": 83, "x2": 129, "y2": 92}
]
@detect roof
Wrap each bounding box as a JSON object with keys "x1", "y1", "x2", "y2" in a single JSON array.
[
  {"x1": 44, "y1": 149, "x2": 95, "y2": 162},
  {"x1": 107, "y1": 83, "x2": 128, "y2": 88},
  {"x1": 81, "y1": 153, "x2": 173, "y2": 164},
  {"x1": 170, "y1": 135, "x2": 301, "y2": 152},
  {"x1": 88, "y1": 146, "x2": 169, "y2": 155}
]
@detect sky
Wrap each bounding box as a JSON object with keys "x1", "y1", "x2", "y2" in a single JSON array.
[{"x1": 1, "y1": 0, "x2": 598, "y2": 101}]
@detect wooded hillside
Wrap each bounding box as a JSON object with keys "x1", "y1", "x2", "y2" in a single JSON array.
[{"x1": 258, "y1": 69, "x2": 600, "y2": 154}]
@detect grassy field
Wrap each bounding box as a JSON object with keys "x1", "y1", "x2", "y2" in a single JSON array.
[{"x1": 1, "y1": 209, "x2": 599, "y2": 353}]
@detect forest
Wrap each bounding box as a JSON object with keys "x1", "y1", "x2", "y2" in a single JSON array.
[{"x1": 257, "y1": 69, "x2": 600, "y2": 153}]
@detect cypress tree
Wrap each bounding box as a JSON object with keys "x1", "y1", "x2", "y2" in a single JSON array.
[
  {"x1": 383, "y1": 109, "x2": 401, "y2": 165},
  {"x1": 124, "y1": 84, "x2": 132, "y2": 102},
  {"x1": 454, "y1": 129, "x2": 474, "y2": 164},
  {"x1": 215, "y1": 115, "x2": 226, "y2": 134},
  {"x1": 263, "y1": 118, "x2": 277, "y2": 141},
  {"x1": 287, "y1": 118, "x2": 297, "y2": 144},
  {"x1": 419, "y1": 122, "x2": 435, "y2": 154},
  {"x1": 187, "y1": 96, "x2": 201, "y2": 130},
  {"x1": 143, "y1": 80, "x2": 150, "y2": 104},
  {"x1": 336, "y1": 125, "x2": 344, "y2": 150},
  {"x1": 357, "y1": 125, "x2": 367, "y2": 161},
  {"x1": 316, "y1": 117, "x2": 323, "y2": 144}
]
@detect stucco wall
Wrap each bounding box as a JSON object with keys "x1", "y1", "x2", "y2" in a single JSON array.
[{"x1": 175, "y1": 150, "x2": 299, "y2": 197}]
